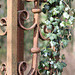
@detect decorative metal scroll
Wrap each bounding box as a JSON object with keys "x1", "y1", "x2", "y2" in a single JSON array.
[
  {"x1": 0, "y1": 5, "x2": 7, "y2": 75},
  {"x1": 0, "y1": 17, "x2": 7, "y2": 36},
  {"x1": 0, "y1": 5, "x2": 7, "y2": 36},
  {"x1": 18, "y1": 0, "x2": 50, "y2": 75},
  {"x1": 0, "y1": 0, "x2": 53, "y2": 75},
  {"x1": 17, "y1": 61, "x2": 27, "y2": 75},
  {"x1": 1, "y1": 63, "x2": 7, "y2": 75}
]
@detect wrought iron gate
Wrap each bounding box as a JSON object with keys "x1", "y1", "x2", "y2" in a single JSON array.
[{"x1": 0, "y1": 0, "x2": 48, "y2": 75}]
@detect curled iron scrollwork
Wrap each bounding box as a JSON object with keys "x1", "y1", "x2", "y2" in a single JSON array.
[
  {"x1": 1, "y1": 63, "x2": 7, "y2": 75},
  {"x1": 18, "y1": 10, "x2": 37, "y2": 30},
  {"x1": 18, "y1": 61, "x2": 27, "y2": 75},
  {"x1": 0, "y1": 17, "x2": 7, "y2": 36}
]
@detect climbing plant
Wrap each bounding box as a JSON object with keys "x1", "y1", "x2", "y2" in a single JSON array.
[{"x1": 39, "y1": 0, "x2": 75, "y2": 75}]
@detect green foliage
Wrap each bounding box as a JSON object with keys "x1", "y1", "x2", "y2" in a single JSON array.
[{"x1": 39, "y1": 0, "x2": 75, "y2": 75}]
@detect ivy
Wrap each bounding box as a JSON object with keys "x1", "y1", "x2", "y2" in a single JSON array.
[{"x1": 39, "y1": 0, "x2": 75, "y2": 75}]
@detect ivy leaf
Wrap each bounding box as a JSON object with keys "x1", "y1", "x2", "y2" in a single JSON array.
[
  {"x1": 52, "y1": 22, "x2": 58, "y2": 26},
  {"x1": 50, "y1": 60, "x2": 54, "y2": 65},
  {"x1": 61, "y1": 39, "x2": 69, "y2": 47},
  {"x1": 44, "y1": 62, "x2": 49, "y2": 67},
  {"x1": 53, "y1": 51, "x2": 60, "y2": 57},
  {"x1": 44, "y1": 20, "x2": 51, "y2": 25},
  {"x1": 42, "y1": 8, "x2": 46, "y2": 14},
  {"x1": 63, "y1": 12, "x2": 70, "y2": 19},
  {"x1": 65, "y1": 7, "x2": 70, "y2": 11},
  {"x1": 47, "y1": 33, "x2": 57, "y2": 40},
  {"x1": 50, "y1": 17, "x2": 54, "y2": 22},
  {"x1": 44, "y1": 4, "x2": 50, "y2": 10},
  {"x1": 60, "y1": 21, "x2": 65, "y2": 27},
  {"x1": 47, "y1": 0, "x2": 57, "y2": 4},
  {"x1": 61, "y1": 62, "x2": 67, "y2": 67},
  {"x1": 61, "y1": 54, "x2": 65, "y2": 60},
  {"x1": 58, "y1": 72, "x2": 62, "y2": 75},
  {"x1": 39, "y1": 0, "x2": 74, "y2": 74},
  {"x1": 47, "y1": 25, "x2": 52, "y2": 30},
  {"x1": 50, "y1": 41, "x2": 57, "y2": 47},
  {"x1": 57, "y1": 62, "x2": 63, "y2": 71},
  {"x1": 47, "y1": 71, "x2": 50, "y2": 74},
  {"x1": 54, "y1": 63, "x2": 58, "y2": 69},
  {"x1": 47, "y1": 51, "x2": 52, "y2": 57}
]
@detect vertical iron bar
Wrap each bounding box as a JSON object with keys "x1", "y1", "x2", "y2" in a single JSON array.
[
  {"x1": 7, "y1": 0, "x2": 17, "y2": 75},
  {"x1": 17, "y1": 0, "x2": 24, "y2": 75},
  {"x1": 17, "y1": 0, "x2": 24, "y2": 63},
  {"x1": 32, "y1": 14, "x2": 39, "y2": 75},
  {"x1": 31, "y1": 0, "x2": 40, "y2": 74}
]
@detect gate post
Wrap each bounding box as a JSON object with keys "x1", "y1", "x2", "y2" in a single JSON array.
[{"x1": 7, "y1": 0, "x2": 17, "y2": 75}]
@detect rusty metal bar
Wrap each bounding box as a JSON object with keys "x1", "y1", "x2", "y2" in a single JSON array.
[
  {"x1": 17, "y1": 0, "x2": 24, "y2": 64},
  {"x1": 30, "y1": 9, "x2": 41, "y2": 75},
  {"x1": 18, "y1": 0, "x2": 47, "y2": 75},
  {"x1": 7, "y1": 0, "x2": 17, "y2": 75},
  {"x1": 0, "y1": 0, "x2": 48, "y2": 75}
]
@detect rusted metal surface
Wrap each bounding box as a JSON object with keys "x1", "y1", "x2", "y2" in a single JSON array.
[
  {"x1": 18, "y1": 61, "x2": 27, "y2": 75},
  {"x1": 18, "y1": 10, "x2": 37, "y2": 30},
  {"x1": 17, "y1": 0, "x2": 24, "y2": 63},
  {"x1": 1, "y1": 63, "x2": 7, "y2": 75},
  {"x1": 0, "y1": 0, "x2": 48, "y2": 75},
  {"x1": 17, "y1": 0, "x2": 25, "y2": 75},
  {"x1": 18, "y1": 0, "x2": 48, "y2": 75},
  {"x1": 0, "y1": 3, "x2": 7, "y2": 75},
  {"x1": 0, "y1": 17, "x2": 7, "y2": 26},
  {"x1": 7, "y1": 0, "x2": 17, "y2": 75},
  {"x1": 0, "y1": 17, "x2": 7, "y2": 36}
]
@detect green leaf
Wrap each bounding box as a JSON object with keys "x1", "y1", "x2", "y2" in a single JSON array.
[
  {"x1": 61, "y1": 39, "x2": 69, "y2": 47},
  {"x1": 53, "y1": 51, "x2": 60, "y2": 57},
  {"x1": 58, "y1": 72, "x2": 62, "y2": 75},
  {"x1": 61, "y1": 54, "x2": 65, "y2": 60},
  {"x1": 38, "y1": 0, "x2": 74, "y2": 74},
  {"x1": 44, "y1": 62, "x2": 49, "y2": 67},
  {"x1": 61, "y1": 62, "x2": 67, "y2": 67},
  {"x1": 50, "y1": 60, "x2": 54, "y2": 65},
  {"x1": 54, "y1": 63, "x2": 58, "y2": 69},
  {"x1": 44, "y1": 4, "x2": 50, "y2": 10},
  {"x1": 47, "y1": 33, "x2": 57, "y2": 40},
  {"x1": 50, "y1": 41, "x2": 57, "y2": 46},
  {"x1": 47, "y1": 25, "x2": 52, "y2": 30}
]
